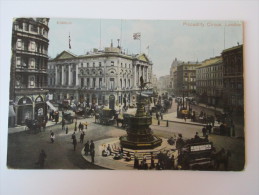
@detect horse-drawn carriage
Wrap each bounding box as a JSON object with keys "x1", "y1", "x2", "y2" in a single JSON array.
[
  {"x1": 63, "y1": 112, "x2": 75, "y2": 123},
  {"x1": 174, "y1": 141, "x2": 214, "y2": 170},
  {"x1": 96, "y1": 108, "x2": 116, "y2": 125},
  {"x1": 74, "y1": 107, "x2": 94, "y2": 118},
  {"x1": 25, "y1": 118, "x2": 47, "y2": 133},
  {"x1": 58, "y1": 100, "x2": 71, "y2": 110}
]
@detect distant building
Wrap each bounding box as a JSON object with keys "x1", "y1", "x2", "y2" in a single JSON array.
[
  {"x1": 152, "y1": 74, "x2": 158, "y2": 91},
  {"x1": 174, "y1": 61, "x2": 201, "y2": 96},
  {"x1": 47, "y1": 43, "x2": 153, "y2": 108},
  {"x1": 9, "y1": 18, "x2": 50, "y2": 126},
  {"x1": 196, "y1": 56, "x2": 223, "y2": 106},
  {"x1": 158, "y1": 75, "x2": 171, "y2": 91},
  {"x1": 170, "y1": 58, "x2": 182, "y2": 94},
  {"x1": 222, "y1": 44, "x2": 243, "y2": 114}
]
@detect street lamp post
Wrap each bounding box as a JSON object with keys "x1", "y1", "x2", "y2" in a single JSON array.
[{"x1": 182, "y1": 85, "x2": 185, "y2": 110}]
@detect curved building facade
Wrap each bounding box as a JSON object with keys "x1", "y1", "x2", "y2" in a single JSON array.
[{"x1": 9, "y1": 18, "x2": 49, "y2": 126}]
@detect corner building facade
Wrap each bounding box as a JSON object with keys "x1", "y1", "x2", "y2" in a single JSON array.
[
  {"x1": 47, "y1": 46, "x2": 153, "y2": 108},
  {"x1": 222, "y1": 45, "x2": 243, "y2": 114},
  {"x1": 9, "y1": 18, "x2": 49, "y2": 126},
  {"x1": 174, "y1": 61, "x2": 201, "y2": 96},
  {"x1": 196, "y1": 56, "x2": 224, "y2": 107}
]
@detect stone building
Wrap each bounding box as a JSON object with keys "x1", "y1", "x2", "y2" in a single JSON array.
[
  {"x1": 174, "y1": 61, "x2": 201, "y2": 96},
  {"x1": 151, "y1": 74, "x2": 158, "y2": 91},
  {"x1": 196, "y1": 56, "x2": 224, "y2": 107},
  {"x1": 222, "y1": 44, "x2": 243, "y2": 114},
  {"x1": 170, "y1": 58, "x2": 182, "y2": 95},
  {"x1": 9, "y1": 18, "x2": 49, "y2": 126},
  {"x1": 47, "y1": 44, "x2": 153, "y2": 108}
]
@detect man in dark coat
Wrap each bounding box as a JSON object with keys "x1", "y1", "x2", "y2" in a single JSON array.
[
  {"x1": 91, "y1": 149, "x2": 95, "y2": 163},
  {"x1": 202, "y1": 126, "x2": 207, "y2": 137},
  {"x1": 80, "y1": 131, "x2": 85, "y2": 143},
  {"x1": 55, "y1": 112, "x2": 59, "y2": 124},
  {"x1": 71, "y1": 132, "x2": 76, "y2": 141},
  {"x1": 90, "y1": 140, "x2": 95, "y2": 153},
  {"x1": 194, "y1": 132, "x2": 200, "y2": 142},
  {"x1": 84, "y1": 141, "x2": 90, "y2": 156},
  {"x1": 74, "y1": 120, "x2": 78, "y2": 132},
  {"x1": 73, "y1": 138, "x2": 77, "y2": 151},
  {"x1": 176, "y1": 134, "x2": 185, "y2": 149}
]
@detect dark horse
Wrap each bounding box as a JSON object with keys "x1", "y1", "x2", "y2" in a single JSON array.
[{"x1": 213, "y1": 148, "x2": 231, "y2": 170}]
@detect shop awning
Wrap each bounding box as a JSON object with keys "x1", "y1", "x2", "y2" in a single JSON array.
[{"x1": 9, "y1": 105, "x2": 16, "y2": 117}]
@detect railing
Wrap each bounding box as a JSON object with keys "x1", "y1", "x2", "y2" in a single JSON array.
[
  {"x1": 16, "y1": 68, "x2": 47, "y2": 73},
  {"x1": 16, "y1": 49, "x2": 48, "y2": 58},
  {"x1": 14, "y1": 28, "x2": 48, "y2": 39}
]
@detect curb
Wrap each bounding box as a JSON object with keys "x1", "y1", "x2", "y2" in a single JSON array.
[{"x1": 162, "y1": 120, "x2": 205, "y2": 127}]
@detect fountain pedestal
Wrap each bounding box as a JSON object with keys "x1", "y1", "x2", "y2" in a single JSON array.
[{"x1": 120, "y1": 95, "x2": 162, "y2": 149}]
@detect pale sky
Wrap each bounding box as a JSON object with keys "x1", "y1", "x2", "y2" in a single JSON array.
[{"x1": 48, "y1": 18, "x2": 243, "y2": 77}]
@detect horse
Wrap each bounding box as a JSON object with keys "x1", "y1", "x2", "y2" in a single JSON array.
[
  {"x1": 213, "y1": 148, "x2": 231, "y2": 170},
  {"x1": 94, "y1": 113, "x2": 100, "y2": 123}
]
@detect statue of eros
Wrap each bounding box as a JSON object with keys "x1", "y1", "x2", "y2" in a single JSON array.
[{"x1": 140, "y1": 76, "x2": 151, "y2": 91}]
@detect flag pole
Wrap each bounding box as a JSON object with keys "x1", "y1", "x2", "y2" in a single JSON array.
[
  {"x1": 224, "y1": 23, "x2": 226, "y2": 49},
  {"x1": 99, "y1": 18, "x2": 102, "y2": 50},
  {"x1": 140, "y1": 39, "x2": 141, "y2": 54},
  {"x1": 69, "y1": 32, "x2": 71, "y2": 49},
  {"x1": 120, "y1": 19, "x2": 122, "y2": 48}
]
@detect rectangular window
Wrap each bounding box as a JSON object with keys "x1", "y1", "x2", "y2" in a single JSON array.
[
  {"x1": 111, "y1": 61, "x2": 114, "y2": 66},
  {"x1": 81, "y1": 78, "x2": 84, "y2": 87},
  {"x1": 24, "y1": 23, "x2": 29, "y2": 31},
  {"x1": 87, "y1": 78, "x2": 90, "y2": 87},
  {"x1": 17, "y1": 40, "x2": 22, "y2": 48},
  {"x1": 72, "y1": 71, "x2": 76, "y2": 85},
  {"x1": 30, "y1": 76, "x2": 35, "y2": 86},
  {"x1": 99, "y1": 62, "x2": 102, "y2": 67},
  {"x1": 93, "y1": 78, "x2": 96, "y2": 88},
  {"x1": 31, "y1": 25, "x2": 38, "y2": 33},
  {"x1": 31, "y1": 42, "x2": 35, "y2": 51},
  {"x1": 16, "y1": 57, "x2": 21, "y2": 67},
  {"x1": 24, "y1": 41, "x2": 29, "y2": 51},
  {"x1": 110, "y1": 78, "x2": 114, "y2": 89},
  {"x1": 30, "y1": 59, "x2": 35, "y2": 69},
  {"x1": 87, "y1": 63, "x2": 89, "y2": 67},
  {"x1": 99, "y1": 78, "x2": 102, "y2": 87},
  {"x1": 18, "y1": 23, "x2": 23, "y2": 30},
  {"x1": 93, "y1": 62, "x2": 95, "y2": 67}
]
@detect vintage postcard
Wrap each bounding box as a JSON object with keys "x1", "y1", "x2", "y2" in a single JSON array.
[{"x1": 7, "y1": 18, "x2": 244, "y2": 171}]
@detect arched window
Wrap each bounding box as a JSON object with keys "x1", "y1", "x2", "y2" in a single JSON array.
[
  {"x1": 18, "y1": 97, "x2": 32, "y2": 105},
  {"x1": 35, "y1": 96, "x2": 43, "y2": 103}
]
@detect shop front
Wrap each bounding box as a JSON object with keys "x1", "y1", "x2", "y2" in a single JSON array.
[{"x1": 17, "y1": 97, "x2": 33, "y2": 125}]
